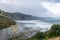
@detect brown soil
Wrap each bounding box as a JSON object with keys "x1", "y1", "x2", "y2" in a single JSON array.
[{"x1": 49, "y1": 37, "x2": 60, "y2": 40}]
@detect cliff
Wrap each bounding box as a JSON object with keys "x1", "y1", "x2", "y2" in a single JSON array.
[{"x1": 0, "y1": 15, "x2": 16, "y2": 29}]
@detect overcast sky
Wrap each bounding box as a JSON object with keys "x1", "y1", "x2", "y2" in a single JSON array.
[{"x1": 0, "y1": 0, "x2": 60, "y2": 18}]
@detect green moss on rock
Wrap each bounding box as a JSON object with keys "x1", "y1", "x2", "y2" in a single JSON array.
[{"x1": 0, "y1": 15, "x2": 16, "y2": 29}]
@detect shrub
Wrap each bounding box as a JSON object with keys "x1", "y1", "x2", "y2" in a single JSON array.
[
  {"x1": 47, "y1": 24, "x2": 60, "y2": 38},
  {"x1": 27, "y1": 32, "x2": 45, "y2": 40}
]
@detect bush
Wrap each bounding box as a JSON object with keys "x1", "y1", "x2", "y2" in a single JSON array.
[
  {"x1": 27, "y1": 32, "x2": 45, "y2": 40},
  {"x1": 47, "y1": 24, "x2": 60, "y2": 38}
]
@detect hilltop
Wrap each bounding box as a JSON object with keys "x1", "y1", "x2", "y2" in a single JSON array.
[
  {"x1": 4, "y1": 12, "x2": 40, "y2": 20},
  {"x1": 0, "y1": 10, "x2": 16, "y2": 29}
]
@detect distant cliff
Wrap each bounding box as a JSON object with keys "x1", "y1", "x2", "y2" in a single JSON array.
[{"x1": 4, "y1": 12, "x2": 40, "y2": 20}]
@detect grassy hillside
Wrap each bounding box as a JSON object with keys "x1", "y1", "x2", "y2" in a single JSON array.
[{"x1": 0, "y1": 15, "x2": 16, "y2": 29}]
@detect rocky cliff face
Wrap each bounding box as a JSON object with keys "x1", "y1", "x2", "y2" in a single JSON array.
[{"x1": 0, "y1": 25, "x2": 17, "y2": 40}]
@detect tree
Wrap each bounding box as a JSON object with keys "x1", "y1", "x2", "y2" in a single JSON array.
[{"x1": 47, "y1": 24, "x2": 60, "y2": 38}]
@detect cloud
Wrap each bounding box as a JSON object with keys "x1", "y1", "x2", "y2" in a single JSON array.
[
  {"x1": 0, "y1": 0, "x2": 48, "y2": 16},
  {"x1": 0, "y1": 0, "x2": 60, "y2": 18},
  {"x1": 43, "y1": 0, "x2": 60, "y2": 3},
  {"x1": 0, "y1": 0, "x2": 42, "y2": 11},
  {"x1": 41, "y1": 1, "x2": 60, "y2": 18}
]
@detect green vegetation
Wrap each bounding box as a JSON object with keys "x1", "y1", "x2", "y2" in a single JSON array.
[
  {"x1": 8, "y1": 24, "x2": 60, "y2": 40},
  {"x1": 0, "y1": 10, "x2": 16, "y2": 29},
  {"x1": 27, "y1": 32, "x2": 45, "y2": 40},
  {"x1": 27, "y1": 24, "x2": 60, "y2": 40},
  {"x1": 46, "y1": 24, "x2": 60, "y2": 38},
  {"x1": 0, "y1": 10, "x2": 60, "y2": 40},
  {"x1": 0, "y1": 15, "x2": 16, "y2": 29}
]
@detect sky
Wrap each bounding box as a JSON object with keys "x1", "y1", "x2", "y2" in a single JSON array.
[{"x1": 0, "y1": 0, "x2": 60, "y2": 18}]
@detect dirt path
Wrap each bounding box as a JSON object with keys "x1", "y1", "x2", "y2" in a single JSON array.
[{"x1": 49, "y1": 37, "x2": 60, "y2": 40}]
